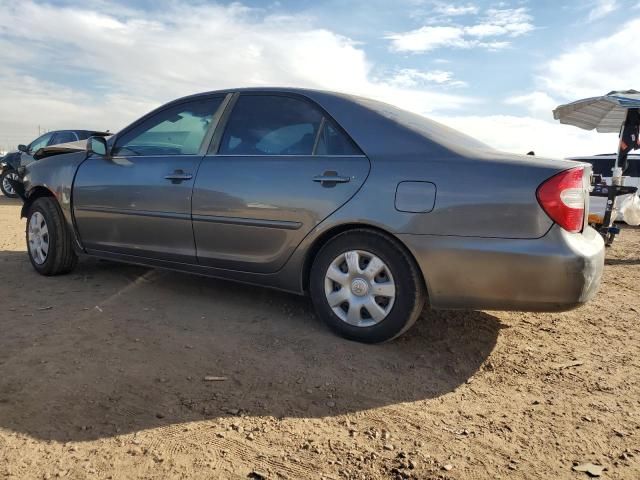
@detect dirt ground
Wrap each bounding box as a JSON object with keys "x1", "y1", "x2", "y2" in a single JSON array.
[{"x1": 0, "y1": 195, "x2": 638, "y2": 480}]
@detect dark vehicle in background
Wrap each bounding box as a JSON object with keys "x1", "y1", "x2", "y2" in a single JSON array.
[
  {"x1": 17, "y1": 88, "x2": 604, "y2": 343},
  {"x1": 567, "y1": 153, "x2": 640, "y2": 224},
  {"x1": 1, "y1": 130, "x2": 110, "y2": 198}
]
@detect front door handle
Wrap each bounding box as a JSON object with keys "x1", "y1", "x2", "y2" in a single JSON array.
[
  {"x1": 313, "y1": 171, "x2": 351, "y2": 187},
  {"x1": 164, "y1": 169, "x2": 193, "y2": 183}
]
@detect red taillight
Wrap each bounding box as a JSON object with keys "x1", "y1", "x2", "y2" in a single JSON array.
[{"x1": 536, "y1": 167, "x2": 585, "y2": 234}]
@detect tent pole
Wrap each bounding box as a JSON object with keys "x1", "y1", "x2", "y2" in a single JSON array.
[
  {"x1": 612, "y1": 109, "x2": 630, "y2": 184},
  {"x1": 600, "y1": 110, "x2": 629, "y2": 236}
]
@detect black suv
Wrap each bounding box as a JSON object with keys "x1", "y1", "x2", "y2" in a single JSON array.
[{"x1": 1, "y1": 130, "x2": 109, "y2": 197}]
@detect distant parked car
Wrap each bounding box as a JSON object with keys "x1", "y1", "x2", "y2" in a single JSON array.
[
  {"x1": 567, "y1": 153, "x2": 640, "y2": 224},
  {"x1": 1, "y1": 130, "x2": 110, "y2": 197},
  {"x1": 16, "y1": 88, "x2": 604, "y2": 343}
]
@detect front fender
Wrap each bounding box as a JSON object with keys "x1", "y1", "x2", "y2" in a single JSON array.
[
  {"x1": 1, "y1": 152, "x2": 22, "y2": 171},
  {"x1": 22, "y1": 151, "x2": 87, "y2": 252}
]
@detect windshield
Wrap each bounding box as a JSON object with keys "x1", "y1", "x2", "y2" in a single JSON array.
[{"x1": 28, "y1": 132, "x2": 53, "y2": 152}]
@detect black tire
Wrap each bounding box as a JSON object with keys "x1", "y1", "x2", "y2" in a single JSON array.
[
  {"x1": 25, "y1": 197, "x2": 78, "y2": 276},
  {"x1": 310, "y1": 229, "x2": 426, "y2": 343},
  {"x1": 1, "y1": 169, "x2": 20, "y2": 198}
]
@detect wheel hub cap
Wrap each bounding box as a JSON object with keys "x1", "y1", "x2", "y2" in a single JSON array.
[
  {"x1": 350, "y1": 278, "x2": 369, "y2": 297},
  {"x1": 28, "y1": 212, "x2": 49, "y2": 265},
  {"x1": 324, "y1": 250, "x2": 396, "y2": 328}
]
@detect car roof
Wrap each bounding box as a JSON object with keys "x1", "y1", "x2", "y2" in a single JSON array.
[
  {"x1": 51, "y1": 130, "x2": 109, "y2": 134},
  {"x1": 164, "y1": 87, "x2": 370, "y2": 111},
  {"x1": 174, "y1": 86, "x2": 343, "y2": 99}
]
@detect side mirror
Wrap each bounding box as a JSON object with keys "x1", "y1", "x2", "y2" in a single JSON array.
[
  {"x1": 18, "y1": 144, "x2": 28, "y2": 153},
  {"x1": 86, "y1": 136, "x2": 108, "y2": 157}
]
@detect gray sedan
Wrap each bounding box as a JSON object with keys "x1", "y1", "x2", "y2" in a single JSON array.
[{"x1": 17, "y1": 88, "x2": 604, "y2": 343}]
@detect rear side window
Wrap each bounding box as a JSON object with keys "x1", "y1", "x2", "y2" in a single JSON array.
[
  {"x1": 76, "y1": 132, "x2": 93, "y2": 141},
  {"x1": 219, "y1": 95, "x2": 323, "y2": 155},
  {"x1": 51, "y1": 131, "x2": 78, "y2": 145},
  {"x1": 315, "y1": 121, "x2": 362, "y2": 155},
  {"x1": 113, "y1": 97, "x2": 223, "y2": 156}
]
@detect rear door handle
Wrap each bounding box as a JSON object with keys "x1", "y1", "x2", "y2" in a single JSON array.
[
  {"x1": 164, "y1": 169, "x2": 193, "y2": 183},
  {"x1": 313, "y1": 171, "x2": 351, "y2": 186}
]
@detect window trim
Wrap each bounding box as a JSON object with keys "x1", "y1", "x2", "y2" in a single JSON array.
[
  {"x1": 311, "y1": 117, "x2": 326, "y2": 156},
  {"x1": 207, "y1": 91, "x2": 365, "y2": 157},
  {"x1": 110, "y1": 94, "x2": 232, "y2": 158}
]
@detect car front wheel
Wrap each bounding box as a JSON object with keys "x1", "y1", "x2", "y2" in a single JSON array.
[
  {"x1": 1, "y1": 170, "x2": 20, "y2": 198},
  {"x1": 310, "y1": 229, "x2": 426, "y2": 343},
  {"x1": 26, "y1": 197, "x2": 78, "y2": 275}
]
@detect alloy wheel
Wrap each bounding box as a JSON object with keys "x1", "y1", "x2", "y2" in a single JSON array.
[{"x1": 2, "y1": 172, "x2": 19, "y2": 196}]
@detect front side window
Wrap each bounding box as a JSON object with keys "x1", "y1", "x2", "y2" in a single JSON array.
[
  {"x1": 113, "y1": 97, "x2": 223, "y2": 156},
  {"x1": 219, "y1": 95, "x2": 323, "y2": 155},
  {"x1": 28, "y1": 133, "x2": 53, "y2": 153}
]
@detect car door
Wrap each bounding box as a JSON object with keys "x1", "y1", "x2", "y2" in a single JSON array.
[
  {"x1": 192, "y1": 93, "x2": 370, "y2": 273},
  {"x1": 73, "y1": 95, "x2": 226, "y2": 263}
]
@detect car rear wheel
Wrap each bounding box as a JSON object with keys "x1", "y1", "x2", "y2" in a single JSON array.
[
  {"x1": 1, "y1": 170, "x2": 20, "y2": 198},
  {"x1": 310, "y1": 229, "x2": 426, "y2": 343},
  {"x1": 26, "y1": 197, "x2": 78, "y2": 275}
]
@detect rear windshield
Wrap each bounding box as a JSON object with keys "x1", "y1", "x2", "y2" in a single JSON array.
[{"x1": 351, "y1": 96, "x2": 492, "y2": 152}]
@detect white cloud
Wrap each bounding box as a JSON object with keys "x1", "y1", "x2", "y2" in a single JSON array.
[
  {"x1": 587, "y1": 0, "x2": 619, "y2": 22},
  {"x1": 539, "y1": 17, "x2": 640, "y2": 100},
  {"x1": 437, "y1": 115, "x2": 617, "y2": 159},
  {"x1": 433, "y1": 3, "x2": 479, "y2": 16},
  {"x1": 409, "y1": 2, "x2": 478, "y2": 23},
  {"x1": 389, "y1": 68, "x2": 467, "y2": 88},
  {"x1": 505, "y1": 91, "x2": 558, "y2": 118},
  {"x1": 386, "y1": 7, "x2": 533, "y2": 52},
  {"x1": 0, "y1": 0, "x2": 474, "y2": 147},
  {"x1": 386, "y1": 26, "x2": 466, "y2": 52},
  {"x1": 467, "y1": 8, "x2": 534, "y2": 37}
]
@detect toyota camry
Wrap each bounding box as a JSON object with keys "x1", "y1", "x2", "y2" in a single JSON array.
[{"x1": 16, "y1": 88, "x2": 605, "y2": 343}]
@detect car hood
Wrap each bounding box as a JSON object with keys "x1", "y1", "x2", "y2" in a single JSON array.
[{"x1": 33, "y1": 140, "x2": 87, "y2": 160}]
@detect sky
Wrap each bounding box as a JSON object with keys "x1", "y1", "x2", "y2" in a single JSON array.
[{"x1": 0, "y1": 0, "x2": 637, "y2": 157}]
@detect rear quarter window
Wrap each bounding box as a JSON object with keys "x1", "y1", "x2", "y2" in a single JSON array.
[{"x1": 315, "y1": 121, "x2": 362, "y2": 156}]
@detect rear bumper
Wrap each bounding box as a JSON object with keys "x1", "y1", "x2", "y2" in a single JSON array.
[{"x1": 398, "y1": 225, "x2": 604, "y2": 312}]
